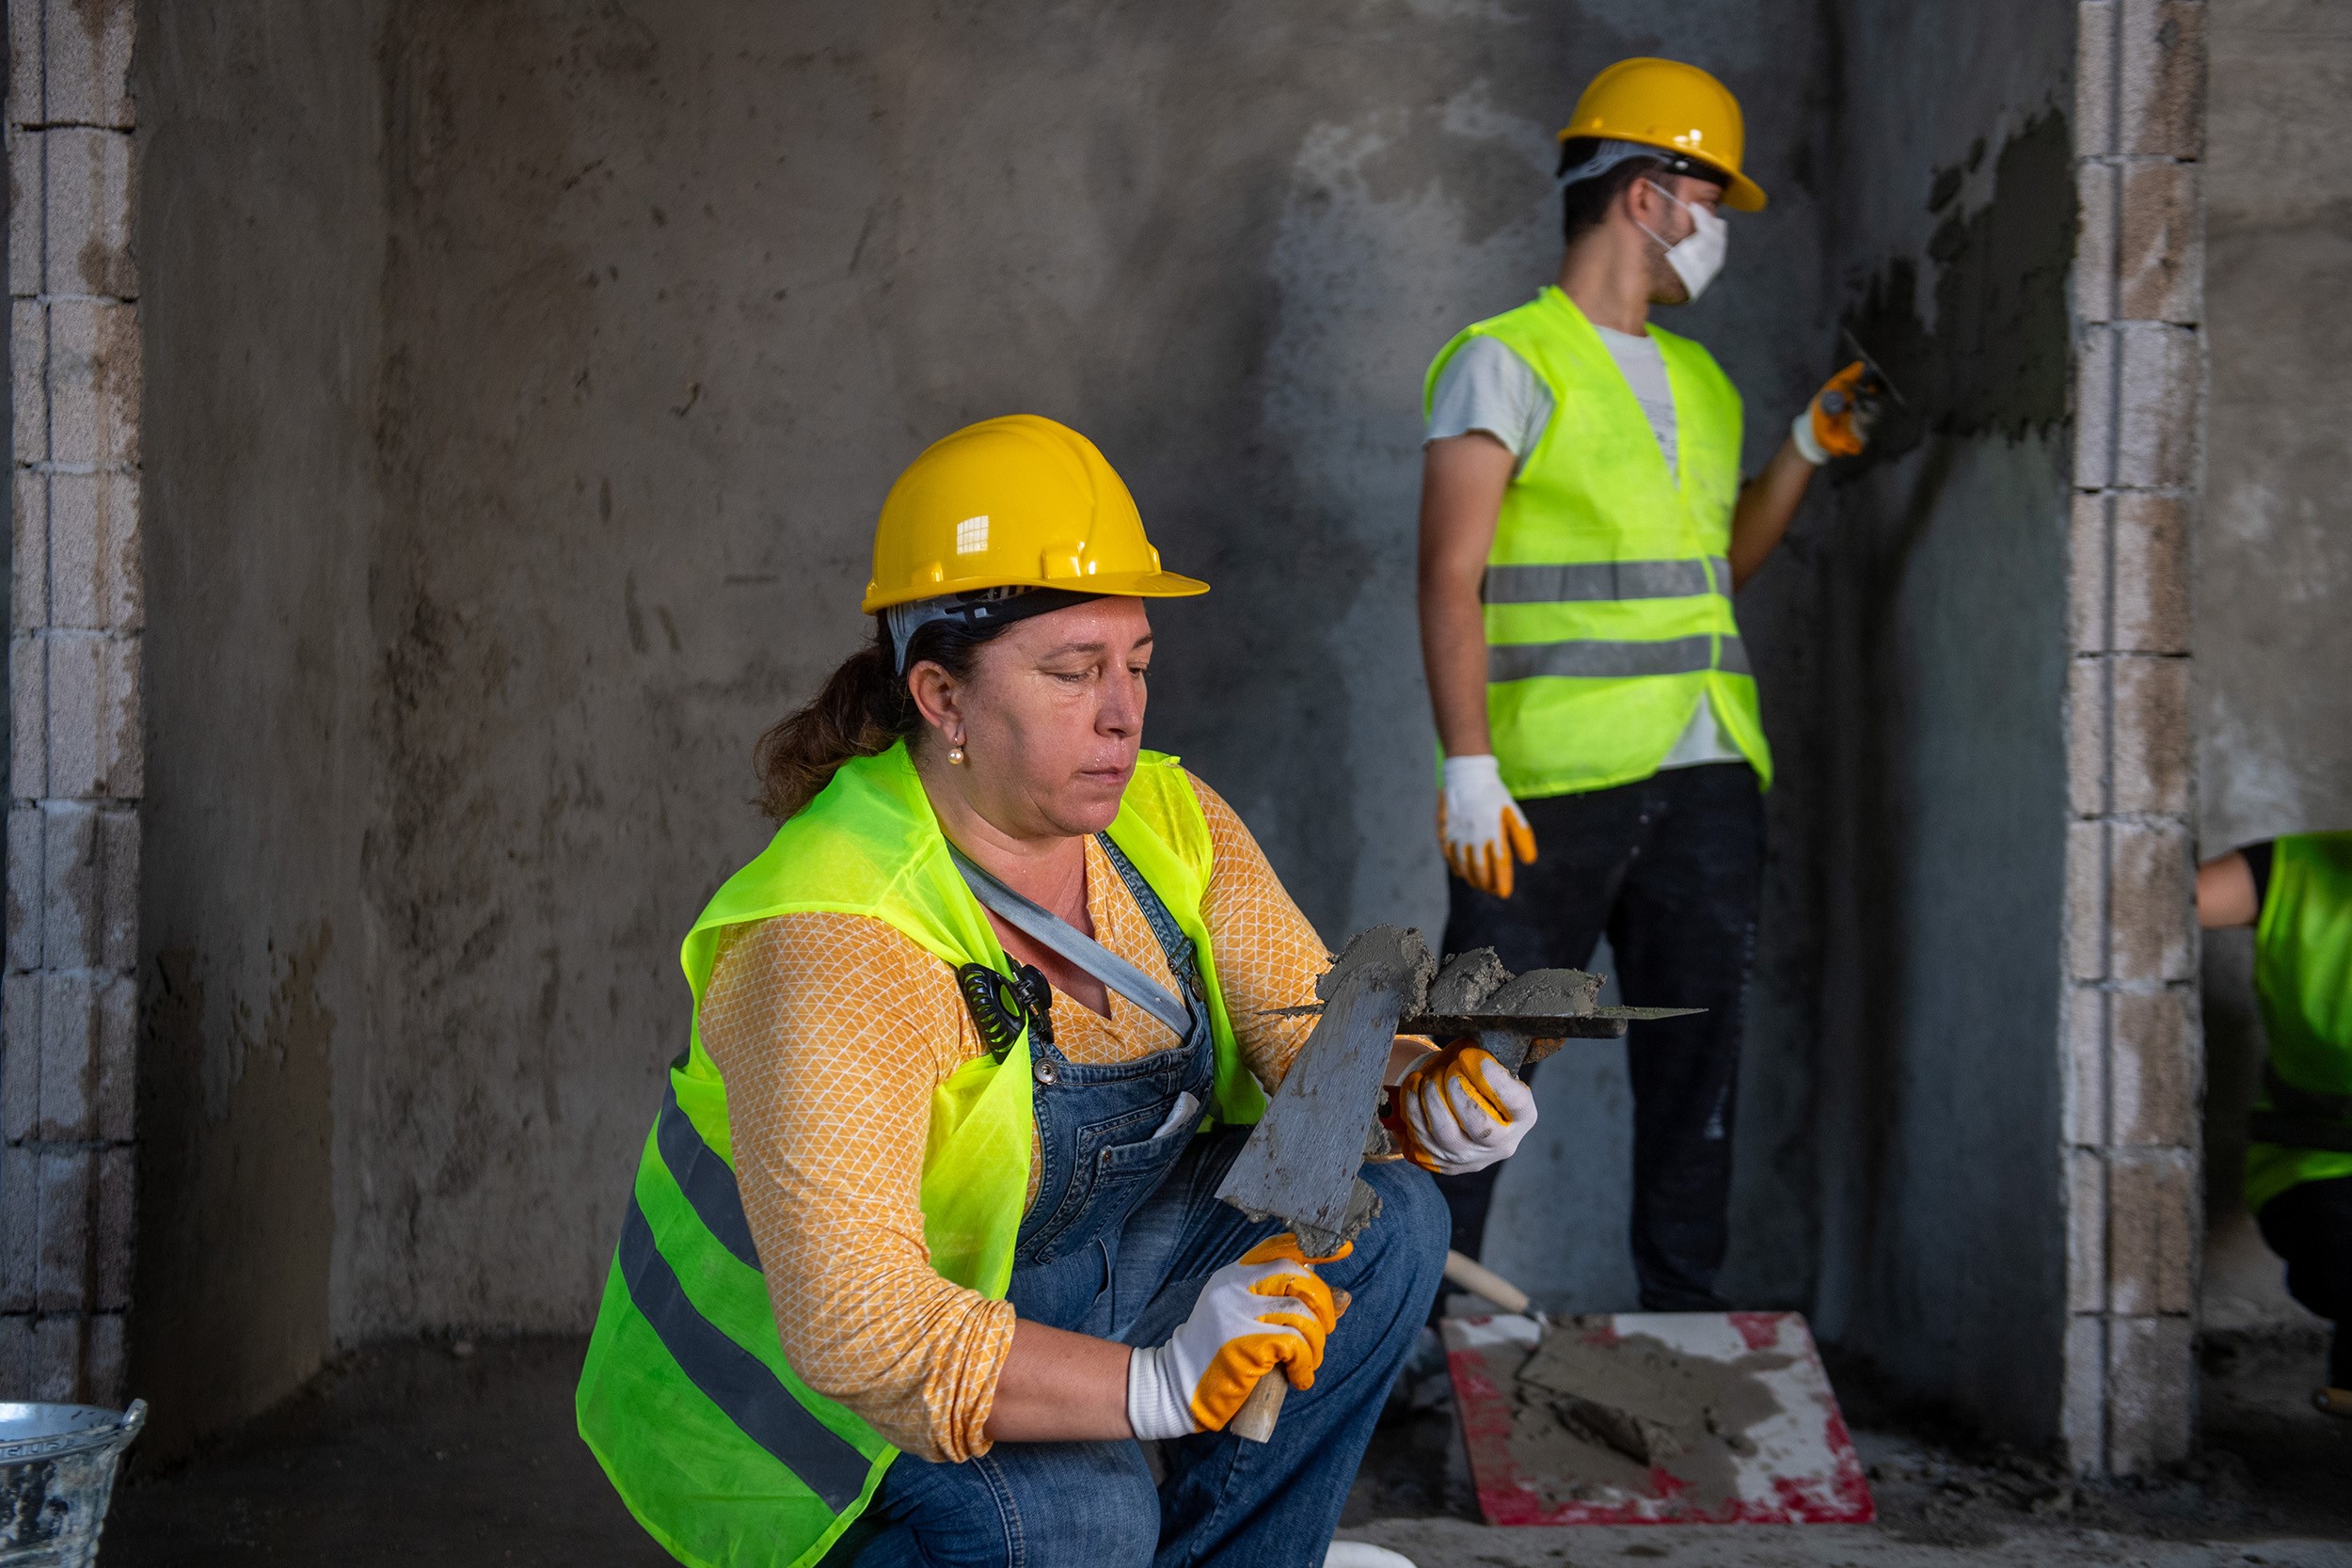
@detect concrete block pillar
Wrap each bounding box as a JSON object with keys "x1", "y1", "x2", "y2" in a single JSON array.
[
  {"x1": 2062, "y1": 0, "x2": 2204, "y2": 1476},
  {"x1": 1, "y1": 0, "x2": 140, "y2": 1407}
]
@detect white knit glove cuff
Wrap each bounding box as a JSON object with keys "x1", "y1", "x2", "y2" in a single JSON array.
[
  {"x1": 1441, "y1": 753, "x2": 1504, "y2": 790},
  {"x1": 1790, "y1": 407, "x2": 1829, "y2": 467},
  {"x1": 1126, "y1": 1344, "x2": 1198, "y2": 1441},
  {"x1": 1440, "y1": 754, "x2": 1515, "y2": 853}
]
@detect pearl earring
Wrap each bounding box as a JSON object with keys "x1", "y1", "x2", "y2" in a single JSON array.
[{"x1": 948, "y1": 744, "x2": 967, "y2": 766}]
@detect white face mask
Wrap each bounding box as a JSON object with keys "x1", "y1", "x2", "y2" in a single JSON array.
[{"x1": 1639, "y1": 179, "x2": 1728, "y2": 301}]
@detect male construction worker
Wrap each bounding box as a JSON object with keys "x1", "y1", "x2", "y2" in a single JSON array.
[
  {"x1": 1416, "y1": 57, "x2": 1878, "y2": 1310},
  {"x1": 2199, "y1": 832, "x2": 2352, "y2": 1418}
]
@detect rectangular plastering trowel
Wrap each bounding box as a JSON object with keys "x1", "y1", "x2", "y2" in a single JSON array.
[{"x1": 1213, "y1": 934, "x2": 1700, "y2": 1441}]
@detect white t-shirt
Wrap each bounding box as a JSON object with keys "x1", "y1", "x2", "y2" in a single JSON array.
[{"x1": 1425, "y1": 329, "x2": 1744, "y2": 771}]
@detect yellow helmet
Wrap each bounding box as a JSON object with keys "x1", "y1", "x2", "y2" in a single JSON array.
[
  {"x1": 861, "y1": 415, "x2": 1209, "y2": 613},
  {"x1": 1558, "y1": 57, "x2": 1765, "y2": 213}
]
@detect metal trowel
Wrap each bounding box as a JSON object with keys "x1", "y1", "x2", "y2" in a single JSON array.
[
  {"x1": 1216, "y1": 937, "x2": 1703, "y2": 1441},
  {"x1": 1214, "y1": 925, "x2": 1435, "y2": 1440},
  {"x1": 1263, "y1": 945, "x2": 1702, "y2": 1075},
  {"x1": 1837, "y1": 325, "x2": 1910, "y2": 422}
]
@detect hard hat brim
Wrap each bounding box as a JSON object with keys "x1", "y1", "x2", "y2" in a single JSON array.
[
  {"x1": 861, "y1": 569, "x2": 1209, "y2": 615},
  {"x1": 1715, "y1": 166, "x2": 1766, "y2": 213}
]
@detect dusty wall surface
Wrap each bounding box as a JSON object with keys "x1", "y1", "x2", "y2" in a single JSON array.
[
  {"x1": 353, "y1": 0, "x2": 1848, "y2": 1332},
  {"x1": 1809, "y1": 1, "x2": 2082, "y2": 1448},
  {"x1": 133, "y1": 0, "x2": 389, "y2": 1453},
  {"x1": 126, "y1": 0, "x2": 2209, "y2": 1465},
  {"x1": 2195, "y1": 0, "x2": 2352, "y2": 1336},
  {"x1": 131, "y1": 0, "x2": 1851, "y2": 1442}
]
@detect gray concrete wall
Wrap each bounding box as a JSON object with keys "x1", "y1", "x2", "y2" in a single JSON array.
[
  {"x1": 134, "y1": 0, "x2": 1850, "y2": 1443},
  {"x1": 138, "y1": 0, "x2": 2166, "y2": 1453},
  {"x1": 1809, "y1": 2, "x2": 2081, "y2": 1447},
  {"x1": 134, "y1": 0, "x2": 389, "y2": 1454},
  {"x1": 2198, "y1": 0, "x2": 2352, "y2": 1334}
]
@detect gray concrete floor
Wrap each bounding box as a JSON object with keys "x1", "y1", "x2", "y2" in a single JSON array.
[{"x1": 102, "y1": 1332, "x2": 2351, "y2": 1567}]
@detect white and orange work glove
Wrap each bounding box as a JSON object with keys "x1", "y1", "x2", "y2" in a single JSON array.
[
  {"x1": 1125, "y1": 1234, "x2": 1350, "y2": 1438},
  {"x1": 1438, "y1": 755, "x2": 1537, "y2": 899},
  {"x1": 1387, "y1": 1042, "x2": 1539, "y2": 1177},
  {"x1": 1791, "y1": 359, "x2": 1878, "y2": 464}
]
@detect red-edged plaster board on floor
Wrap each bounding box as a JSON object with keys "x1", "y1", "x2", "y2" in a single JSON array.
[{"x1": 1441, "y1": 1310, "x2": 1874, "y2": 1526}]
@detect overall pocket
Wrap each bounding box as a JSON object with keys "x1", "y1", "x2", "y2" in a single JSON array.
[{"x1": 1023, "y1": 1103, "x2": 1197, "y2": 1264}]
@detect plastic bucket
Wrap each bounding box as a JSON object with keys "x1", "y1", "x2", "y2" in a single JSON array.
[{"x1": 0, "y1": 1400, "x2": 145, "y2": 1567}]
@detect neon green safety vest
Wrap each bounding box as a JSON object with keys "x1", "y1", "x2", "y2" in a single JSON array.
[
  {"x1": 576, "y1": 741, "x2": 1262, "y2": 1568},
  {"x1": 2245, "y1": 831, "x2": 2352, "y2": 1214},
  {"x1": 1423, "y1": 286, "x2": 1771, "y2": 799}
]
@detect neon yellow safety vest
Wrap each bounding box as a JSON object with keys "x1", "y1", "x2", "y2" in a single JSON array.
[
  {"x1": 2244, "y1": 831, "x2": 2352, "y2": 1214},
  {"x1": 1424, "y1": 286, "x2": 1771, "y2": 799},
  {"x1": 576, "y1": 741, "x2": 1262, "y2": 1568}
]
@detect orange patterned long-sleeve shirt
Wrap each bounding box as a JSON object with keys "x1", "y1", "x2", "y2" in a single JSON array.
[{"x1": 697, "y1": 774, "x2": 1335, "y2": 1463}]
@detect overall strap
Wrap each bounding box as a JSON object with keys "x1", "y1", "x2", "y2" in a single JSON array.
[
  {"x1": 1095, "y1": 832, "x2": 1204, "y2": 1003},
  {"x1": 949, "y1": 846, "x2": 1196, "y2": 1040}
]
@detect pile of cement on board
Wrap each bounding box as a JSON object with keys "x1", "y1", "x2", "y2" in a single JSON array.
[{"x1": 1502, "y1": 1318, "x2": 1791, "y2": 1508}]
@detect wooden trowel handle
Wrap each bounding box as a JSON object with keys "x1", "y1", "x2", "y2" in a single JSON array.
[{"x1": 1230, "y1": 1289, "x2": 1350, "y2": 1444}]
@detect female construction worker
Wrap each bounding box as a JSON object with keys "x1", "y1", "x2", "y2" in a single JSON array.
[
  {"x1": 2199, "y1": 832, "x2": 2352, "y2": 1419},
  {"x1": 577, "y1": 415, "x2": 1536, "y2": 1568}
]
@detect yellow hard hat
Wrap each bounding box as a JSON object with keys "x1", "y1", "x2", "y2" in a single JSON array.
[
  {"x1": 1558, "y1": 57, "x2": 1765, "y2": 213},
  {"x1": 861, "y1": 415, "x2": 1209, "y2": 613}
]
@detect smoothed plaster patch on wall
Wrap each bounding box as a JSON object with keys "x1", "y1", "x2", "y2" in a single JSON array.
[{"x1": 1843, "y1": 108, "x2": 2078, "y2": 456}]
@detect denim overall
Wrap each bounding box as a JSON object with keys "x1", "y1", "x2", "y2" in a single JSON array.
[
  {"x1": 851, "y1": 838, "x2": 1448, "y2": 1568},
  {"x1": 1004, "y1": 838, "x2": 1219, "y2": 1326}
]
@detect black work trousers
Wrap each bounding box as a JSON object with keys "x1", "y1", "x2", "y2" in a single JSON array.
[
  {"x1": 1438, "y1": 760, "x2": 1764, "y2": 1311},
  {"x1": 2257, "y1": 1175, "x2": 2352, "y2": 1388}
]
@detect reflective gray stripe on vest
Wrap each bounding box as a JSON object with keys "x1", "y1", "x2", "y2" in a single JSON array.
[
  {"x1": 1484, "y1": 556, "x2": 1732, "y2": 605},
  {"x1": 1489, "y1": 633, "x2": 1752, "y2": 682},
  {"x1": 951, "y1": 847, "x2": 1196, "y2": 1039},
  {"x1": 656, "y1": 1085, "x2": 761, "y2": 1270},
  {"x1": 618, "y1": 1197, "x2": 872, "y2": 1511}
]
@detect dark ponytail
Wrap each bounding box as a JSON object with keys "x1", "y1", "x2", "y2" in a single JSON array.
[{"x1": 754, "y1": 615, "x2": 1009, "y2": 821}]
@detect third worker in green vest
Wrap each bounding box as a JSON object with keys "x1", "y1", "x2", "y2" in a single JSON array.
[
  {"x1": 1414, "y1": 57, "x2": 1876, "y2": 1309},
  {"x1": 2199, "y1": 832, "x2": 2352, "y2": 1418}
]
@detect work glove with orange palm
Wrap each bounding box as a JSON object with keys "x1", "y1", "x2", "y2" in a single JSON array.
[
  {"x1": 1386, "y1": 1040, "x2": 1539, "y2": 1176},
  {"x1": 1791, "y1": 359, "x2": 1883, "y2": 464},
  {"x1": 1438, "y1": 754, "x2": 1536, "y2": 899},
  {"x1": 1125, "y1": 1235, "x2": 1351, "y2": 1439}
]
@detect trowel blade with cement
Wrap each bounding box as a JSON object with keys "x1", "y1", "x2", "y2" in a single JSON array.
[
  {"x1": 1267, "y1": 946, "x2": 1702, "y2": 1074},
  {"x1": 1215, "y1": 925, "x2": 1432, "y2": 1258}
]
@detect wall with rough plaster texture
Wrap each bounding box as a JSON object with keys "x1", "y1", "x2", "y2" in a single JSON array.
[
  {"x1": 124, "y1": 0, "x2": 2193, "y2": 1469},
  {"x1": 2195, "y1": 0, "x2": 2352, "y2": 1344},
  {"x1": 130, "y1": 0, "x2": 1843, "y2": 1445},
  {"x1": 132, "y1": 0, "x2": 386, "y2": 1456},
  {"x1": 1809, "y1": 0, "x2": 2086, "y2": 1453}
]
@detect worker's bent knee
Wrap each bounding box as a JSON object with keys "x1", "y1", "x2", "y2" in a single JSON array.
[
  {"x1": 1366, "y1": 1159, "x2": 1452, "y2": 1258},
  {"x1": 1338, "y1": 1161, "x2": 1450, "y2": 1319}
]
